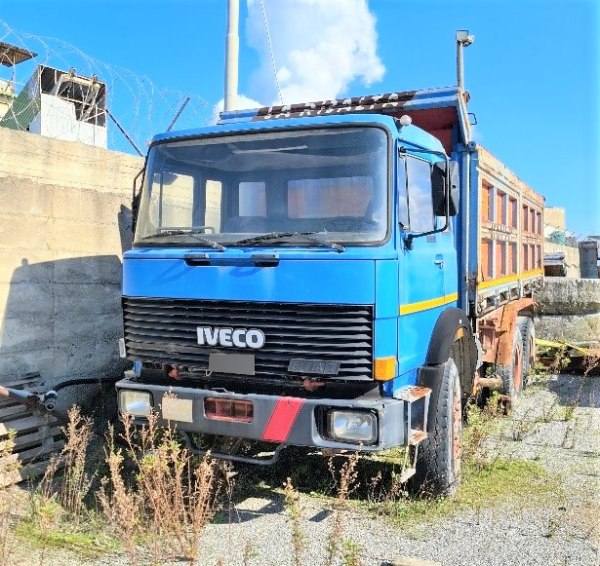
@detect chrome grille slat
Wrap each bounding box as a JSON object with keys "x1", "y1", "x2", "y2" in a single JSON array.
[{"x1": 123, "y1": 298, "x2": 374, "y2": 380}]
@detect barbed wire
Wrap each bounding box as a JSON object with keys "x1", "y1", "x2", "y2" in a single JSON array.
[{"x1": 0, "y1": 20, "x2": 213, "y2": 156}]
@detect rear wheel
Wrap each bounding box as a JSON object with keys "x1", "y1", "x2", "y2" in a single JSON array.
[
  {"x1": 517, "y1": 316, "x2": 536, "y2": 387},
  {"x1": 497, "y1": 327, "x2": 524, "y2": 399},
  {"x1": 415, "y1": 357, "x2": 462, "y2": 496}
]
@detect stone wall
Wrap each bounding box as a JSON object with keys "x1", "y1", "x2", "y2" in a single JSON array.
[
  {"x1": 536, "y1": 278, "x2": 600, "y2": 344},
  {"x1": 0, "y1": 127, "x2": 143, "y2": 385}
]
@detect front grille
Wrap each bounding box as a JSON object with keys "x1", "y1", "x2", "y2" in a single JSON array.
[{"x1": 123, "y1": 298, "x2": 374, "y2": 381}]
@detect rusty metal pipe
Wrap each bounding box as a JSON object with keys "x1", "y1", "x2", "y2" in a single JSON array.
[
  {"x1": 0, "y1": 385, "x2": 36, "y2": 402},
  {"x1": 476, "y1": 377, "x2": 503, "y2": 390},
  {"x1": 0, "y1": 385, "x2": 58, "y2": 411}
]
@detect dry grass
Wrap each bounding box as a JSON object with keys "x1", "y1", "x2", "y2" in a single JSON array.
[
  {"x1": 325, "y1": 453, "x2": 360, "y2": 566},
  {"x1": 98, "y1": 409, "x2": 224, "y2": 564},
  {"x1": 0, "y1": 431, "x2": 18, "y2": 566},
  {"x1": 283, "y1": 477, "x2": 305, "y2": 566},
  {"x1": 41, "y1": 406, "x2": 94, "y2": 519}
]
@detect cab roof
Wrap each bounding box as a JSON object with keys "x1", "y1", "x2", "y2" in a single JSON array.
[{"x1": 151, "y1": 111, "x2": 446, "y2": 155}]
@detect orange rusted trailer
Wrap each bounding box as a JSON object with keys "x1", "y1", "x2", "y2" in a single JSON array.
[{"x1": 472, "y1": 147, "x2": 544, "y2": 395}]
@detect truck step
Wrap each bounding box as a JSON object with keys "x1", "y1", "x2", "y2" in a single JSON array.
[
  {"x1": 394, "y1": 386, "x2": 431, "y2": 448},
  {"x1": 394, "y1": 385, "x2": 432, "y2": 402},
  {"x1": 408, "y1": 429, "x2": 427, "y2": 445}
]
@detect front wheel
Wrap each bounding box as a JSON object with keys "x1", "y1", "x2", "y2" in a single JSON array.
[{"x1": 415, "y1": 358, "x2": 462, "y2": 496}]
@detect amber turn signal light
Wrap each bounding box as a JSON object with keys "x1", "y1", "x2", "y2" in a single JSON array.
[{"x1": 374, "y1": 356, "x2": 396, "y2": 381}]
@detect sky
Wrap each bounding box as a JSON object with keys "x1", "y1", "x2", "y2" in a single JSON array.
[{"x1": 1, "y1": 0, "x2": 598, "y2": 237}]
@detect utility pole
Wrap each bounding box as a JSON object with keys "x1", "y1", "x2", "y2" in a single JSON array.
[{"x1": 224, "y1": 0, "x2": 239, "y2": 111}]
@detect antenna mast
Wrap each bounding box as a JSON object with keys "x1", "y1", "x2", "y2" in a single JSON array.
[{"x1": 224, "y1": 0, "x2": 239, "y2": 111}]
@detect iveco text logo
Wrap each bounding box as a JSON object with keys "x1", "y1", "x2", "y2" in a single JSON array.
[{"x1": 196, "y1": 327, "x2": 266, "y2": 349}]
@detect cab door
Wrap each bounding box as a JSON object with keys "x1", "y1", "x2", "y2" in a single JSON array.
[{"x1": 396, "y1": 150, "x2": 446, "y2": 380}]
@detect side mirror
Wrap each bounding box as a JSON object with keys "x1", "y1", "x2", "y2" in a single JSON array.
[{"x1": 431, "y1": 161, "x2": 459, "y2": 217}]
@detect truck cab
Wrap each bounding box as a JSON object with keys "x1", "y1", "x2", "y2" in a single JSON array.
[{"x1": 117, "y1": 88, "x2": 482, "y2": 494}]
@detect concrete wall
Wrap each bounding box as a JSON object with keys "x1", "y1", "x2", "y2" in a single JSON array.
[
  {"x1": 544, "y1": 241, "x2": 580, "y2": 278},
  {"x1": 536, "y1": 278, "x2": 600, "y2": 345},
  {"x1": 0, "y1": 126, "x2": 142, "y2": 385}
]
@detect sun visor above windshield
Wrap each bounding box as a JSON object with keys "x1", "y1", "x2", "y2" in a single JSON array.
[{"x1": 220, "y1": 86, "x2": 471, "y2": 155}]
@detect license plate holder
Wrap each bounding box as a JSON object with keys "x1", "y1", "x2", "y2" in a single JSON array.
[
  {"x1": 162, "y1": 397, "x2": 193, "y2": 423},
  {"x1": 209, "y1": 353, "x2": 255, "y2": 376}
]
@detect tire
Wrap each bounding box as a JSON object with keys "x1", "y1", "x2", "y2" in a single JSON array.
[
  {"x1": 517, "y1": 316, "x2": 536, "y2": 387},
  {"x1": 415, "y1": 358, "x2": 462, "y2": 496},
  {"x1": 497, "y1": 327, "x2": 524, "y2": 398}
]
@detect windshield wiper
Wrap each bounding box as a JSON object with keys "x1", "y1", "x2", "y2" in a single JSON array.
[
  {"x1": 231, "y1": 231, "x2": 344, "y2": 252},
  {"x1": 141, "y1": 229, "x2": 225, "y2": 251}
]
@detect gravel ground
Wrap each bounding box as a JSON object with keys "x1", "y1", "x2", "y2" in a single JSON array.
[
  {"x1": 8, "y1": 373, "x2": 600, "y2": 566},
  {"x1": 195, "y1": 373, "x2": 600, "y2": 566}
]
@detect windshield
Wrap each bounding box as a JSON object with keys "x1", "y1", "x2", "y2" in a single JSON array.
[{"x1": 134, "y1": 126, "x2": 389, "y2": 248}]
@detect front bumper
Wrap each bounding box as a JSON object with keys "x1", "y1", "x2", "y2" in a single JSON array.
[{"x1": 116, "y1": 377, "x2": 409, "y2": 452}]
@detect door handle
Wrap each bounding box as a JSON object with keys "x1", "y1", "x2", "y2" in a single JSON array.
[{"x1": 433, "y1": 256, "x2": 444, "y2": 268}]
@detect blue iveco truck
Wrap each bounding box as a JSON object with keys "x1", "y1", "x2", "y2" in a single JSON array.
[{"x1": 116, "y1": 84, "x2": 544, "y2": 494}]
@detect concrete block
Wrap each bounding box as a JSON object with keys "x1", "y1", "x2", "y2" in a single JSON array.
[
  {"x1": 78, "y1": 190, "x2": 129, "y2": 226},
  {"x1": 0, "y1": 252, "x2": 55, "y2": 284},
  {"x1": 53, "y1": 284, "x2": 121, "y2": 318},
  {"x1": 0, "y1": 347, "x2": 56, "y2": 382},
  {"x1": 51, "y1": 255, "x2": 122, "y2": 286},
  {"x1": 0, "y1": 281, "x2": 55, "y2": 316},
  {"x1": 0, "y1": 127, "x2": 140, "y2": 383},
  {"x1": 538, "y1": 278, "x2": 600, "y2": 316},
  {"x1": 49, "y1": 219, "x2": 124, "y2": 255},
  {"x1": 52, "y1": 311, "x2": 122, "y2": 345},
  {"x1": 0, "y1": 213, "x2": 53, "y2": 254},
  {"x1": 47, "y1": 186, "x2": 83, "y2": 222},
  {"x1": 0, "y1": 178, "x2": 53, "y2": 217},
  {"x1": 0, "y1": 312, "x2": 54, "y2": 352},
  {"x1": 53, "y1": 339, "x2": 126, "y2": 379},
  {"x1": 535, "y1": 313, "x2": 600, "y2": 343},
  {"x1": 0, "y1": 128, "x2": 142, "y2": 191}
]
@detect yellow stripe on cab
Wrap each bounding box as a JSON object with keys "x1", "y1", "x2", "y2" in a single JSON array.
[{"x1": 399, "y1": 293, "x2": 458, "y2": 316}]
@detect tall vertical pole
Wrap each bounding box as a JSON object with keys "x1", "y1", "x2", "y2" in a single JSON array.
[
  {"x1": 455, "y1": 30, "x2": 474, "y2": 92},
  {"x1": 224, "y1": 0, "x2": 239, "y2": 111},
  {"x1": 456, "y1": 39, "x2": 464, "y2": 91}
]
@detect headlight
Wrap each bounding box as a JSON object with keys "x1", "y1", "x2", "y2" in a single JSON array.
[
  {"x1": 327, "y1": 410, "x2": 377, "y2": 445},
  {"x1": 119, "y1": 390, "x2": 152, "y2": 417}
]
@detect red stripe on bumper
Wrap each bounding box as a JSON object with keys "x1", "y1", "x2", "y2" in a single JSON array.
[{"x1": 261, "y1": 397, "x2": 304, "y2": 443}]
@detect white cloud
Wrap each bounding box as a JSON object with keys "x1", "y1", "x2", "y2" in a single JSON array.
[
  {"x1": 245, "y1": 0, "x2": 385, "y2": 105},
  {"x1": 211, "y1": 94, "x2": 264, "y2": 124}
]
